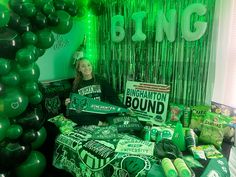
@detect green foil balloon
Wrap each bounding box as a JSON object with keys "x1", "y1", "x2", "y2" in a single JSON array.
[
  {"x1": 0, "y1": 4, "x2": 10, "y2": 27},
  {"x1": 0, "y1": 58, "x2": 11, "y2": 76},
  {"x1": 0, "y1": 116, "x2": 10, "y2": 141},
  {"x1": 31, "y1": 126, "x2": 47, "y2": 149},
  {"x1": 51, "y1": 10, "x2": 73, "y2": 34},
  {"x1": 16, "y1": 63, "x2": 40, "y2": 82},
  {"x1": 0, "y1": 88, "x2": 28, "y2": 118},
  {"x1": 1, "y1": 71, "x2": 20, "y2": 86},
  {"x1": 36, "y1": 28, "x2": 55, "y2": 49},
  {"x1": 6, "y1": 124, "x2": 23, "y2": 140},
  {"x1": 15, "y1": 151, "x2": 46, "y2": 177}
]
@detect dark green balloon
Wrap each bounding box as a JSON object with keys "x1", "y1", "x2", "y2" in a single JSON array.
[
  {"x1": 16, "y1": 47, "x2": 35, "y2": 66},
  {"x1": 36, "y1": 28, "x2": 55, "y2": 49},
  {"x1": 34, "y1": 12, "x2": 47, "y2": 29},
  {"x1": 18, "y1": 17, "x2": 32, "y2": 34},
  {"x1": 15, "y1": 151, "x2": 46, "y2": 177},
  {"x1": 0, "y1": 88, "x2": 28, "y2": 118},
  {"x1": 0, "y1": 4, "x2": 10, "y2": 28},
  {"x1": 21, "y1": 129, "x2": 38, "y2": 144},
  {"x1": 6, "y1": 124, "x2": 23, "y2": 140},
  {"x1": 37, "y1": 48, "x2": 46, "y2": 57},
  {"x1": 47, "y1": 12, "x2": 59, "y2": 26},
  {"x1": 16, "y1": 63, "x2": 40, "y2": 82},
  {"x1": 26, "y1": 45, "x2": 40, "y2": 61},
  {"x1": 0, "y1": 82, "x2": 5, "y2": 95},
  {"x1": 1, "y1": 71, "x2": 20, "y2": 86},
  {"x1": 31, "y1": 126, "x2": 47, "y2": 149},
  {"x1": 43, "y1": 2, "x2": 55, "y2": 15},
  {"x1": 34, "y1": 0, "x2": 51, "y2": 9},
  {"x1": 22, "y1": 31, "x2": 38, "y2": 45},
  {"x1": 0, "y1": 27, "x2": 22, "y2": 59},
  {"x1": 12, "y1": 107, "x2": 45, "y2": 131},
  {"x1": 0, "y1": 142, "x2": 31, "y2": 170},
  {"x1": 51, "y1": 10, "x2": 73, "y2": 34},
  {"x1": 29, "y1": 91, "x2": 43, "y2": 105},
  {"x1": 22, "y1": 81, "x2": 39, "y2": 96},
  {"x1": 8, "y1": 11, "x2": 21, "y2": 29},
  {"x1": 8, "y1": 0, "x2": 36, "y2": 17},
  {"x1": 53, "y1": 0, "x2": 66, "y2": 10},
  {"x1": 0, "y1": 58, "x2": 11, "y2": 76},
  {"x1": 0, "y1": 116, "x2": 10, "y2": 141},
  {"x1": 21, "y1": 2, "x2": 37, "y2": 17}
]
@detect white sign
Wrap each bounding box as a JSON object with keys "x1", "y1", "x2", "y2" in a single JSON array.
[{"x1": 124, "y1": 81, "x2": 170, "y2": 125}]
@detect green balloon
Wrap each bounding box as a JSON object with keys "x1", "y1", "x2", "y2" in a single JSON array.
[
  {"x1": 15, "y1": 151, "x2": 46, "y2": 177},
  {"x1": 0, "y1": 4, "x2": 10, "y2": 27},
  {"x1": 6, "y1": 124, "x2": 23, "y2": 139},
  {"x1": 43, "y1": 2, "x2": 55, "y2": 15},
  {"x1": 29, "y1": 91, "x2": 42, "y2": 104},
  {"x1": 21, "y1": 2, "x2": 37, "y2": 17},
  {"x1": 16, "y1": 63, "x2": 40, "y2": 82},
  {"x1": 8, "y1": 0, "x2": 36, "y2": 17},
  {"x1": 22, "y1": 82, "x2": 39, "y2": 96},
  {"x1": 31, "y1": 127, "x2": 47, "y2": 149},
  {"x1": 22, "y1": 31, "x2": 38, "y2": 45},
  {"x1": 16, "y1": 47, "x2": 35, "y2": 66},
  {"x1": 34, "y1": 12, "x2": 47, "y2": 29},
  {"x1": 26, "y1": 45, "x2": 40, "y2": 61},
  {"x1": 0, "y1": 116, "x2": 10, "y2": 141},
  {"x1": 51, "y1": 10, "x2": 73, "y2": 34},
  {"x1": 36, "y1": 28, "x2": 55, "y2": 49},
  {"x1": 0, "y1": 88, "x2": 28, "y2": 118},
  {"x1": 34, "y1": 0, "x2": 51, "y2": 9},
  {"x1": 0, "y1": 58, "x2": 11, "y2": 76},
  {"x1": 1, "y1": 71, "x2": 20, "y2": 86}
]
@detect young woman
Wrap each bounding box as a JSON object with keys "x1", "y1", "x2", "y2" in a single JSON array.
[{"x1": 65, "y1": 57, "x2": 125, "y2": 125}]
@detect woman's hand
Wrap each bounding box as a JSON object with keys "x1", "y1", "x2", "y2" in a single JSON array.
[{"x1": 65, "y1": 98, "x2": 71, "y2": 106}]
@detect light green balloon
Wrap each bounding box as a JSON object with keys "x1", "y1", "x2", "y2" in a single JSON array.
[
  {"x1": 0, "y1": 116, "x2": 10, "y2": 141},
  {"x1": 6, "y1": 124, "x2": 23, "y2": 139}
]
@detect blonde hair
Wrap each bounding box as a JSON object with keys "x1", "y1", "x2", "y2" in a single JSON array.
[{"x1": 72, "y1": 58, "x2": 95, "y2": 92}]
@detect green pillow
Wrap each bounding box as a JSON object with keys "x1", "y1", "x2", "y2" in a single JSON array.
[{"x1": 48, "y1": 114, "x2": 77, "y2": 134}]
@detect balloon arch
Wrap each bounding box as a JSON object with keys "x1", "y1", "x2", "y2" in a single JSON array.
[{"x1": 0, "y1": 0, "x2": 91, "y2": 176}]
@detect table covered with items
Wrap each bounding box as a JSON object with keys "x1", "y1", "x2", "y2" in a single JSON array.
[
  {"x1": 48, "y1": 112, "x2": 233, "y2": 177},
  {"x1": 41, "y1": 80, "x2": 235, "y2": 177}
]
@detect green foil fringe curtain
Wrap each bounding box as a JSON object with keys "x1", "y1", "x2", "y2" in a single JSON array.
[{"x1": 96, "y1": 0, "x2": 216, "y2": 106}]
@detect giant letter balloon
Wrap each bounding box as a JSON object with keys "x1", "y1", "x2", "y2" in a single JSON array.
[
  {"x1": 111, "y1": 15, "x2": 125, "y2": 43},
  {"x1": 181, "y1": 3, "x2": 207, "y2": 41}
]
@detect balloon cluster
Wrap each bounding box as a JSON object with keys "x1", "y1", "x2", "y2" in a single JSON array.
[{"x1": 0, "y1": 0, "x2": 83, "y2": 176}]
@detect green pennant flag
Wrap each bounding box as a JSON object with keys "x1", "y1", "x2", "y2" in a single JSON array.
[{"x1": 68, "y1": 93, "x2": 129, "y2": 114}]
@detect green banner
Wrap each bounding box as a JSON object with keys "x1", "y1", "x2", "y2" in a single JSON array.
[{"x1": 68, "y1": 93, "x2": 129, "y2": 114}]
